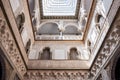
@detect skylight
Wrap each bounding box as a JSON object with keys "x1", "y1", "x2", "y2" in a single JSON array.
[{"x1": 42, "y1": 0, "x2": 77, "y2": 16}]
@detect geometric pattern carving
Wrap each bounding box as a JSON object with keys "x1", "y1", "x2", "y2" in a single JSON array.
[
  {"x1": 0, "y1": 17, "x2": 26, "y2": 76},
  {"x1": 24, "y1": 70, "x2": 89, "y2": 80}
]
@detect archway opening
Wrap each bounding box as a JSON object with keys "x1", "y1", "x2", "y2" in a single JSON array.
[
  {"x1": 69, "y1": 48, "x2": 79, "y2": 60},
  {"x1": 63, "y1": 26, "x2": 81, "y2": 35},
  {"x1": 38, "y1": 23, "x2": 59, "y2": 35},
  {"x1": 39, "y1": 47, "x2": 52, "y2": 60}
]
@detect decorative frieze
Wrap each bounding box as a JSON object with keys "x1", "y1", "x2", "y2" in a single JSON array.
[
  {"x1": 36, "y1": 35, "x2": 82, "y2": 40},
  {"x1": 0, "y1": 17, "x2": 26, "y2": 76},
  {"x1": 24, "y1": 70, "x2": 89, "y2": 80}
]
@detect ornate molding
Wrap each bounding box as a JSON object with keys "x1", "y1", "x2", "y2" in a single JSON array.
[
  {"x1": 24, "y1": 70, "x2": 89, "y2": 80},
  {"x1": 0, "y1": 17, "x2": 26, "y2": 76},
  {"x1": 36, "y1": 35, "x2": 82, "y2": 40},
  {"x1": 90, "y1": 8, "x2": 120, "y2": 79}
]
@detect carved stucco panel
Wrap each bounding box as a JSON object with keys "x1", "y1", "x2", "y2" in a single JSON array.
[
  {"x1": 0, "y1": 17, "x2": 26, "y2": 76},
  {"x1": 24, "y1": 70, "x2": 89, "y2": 80}
]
